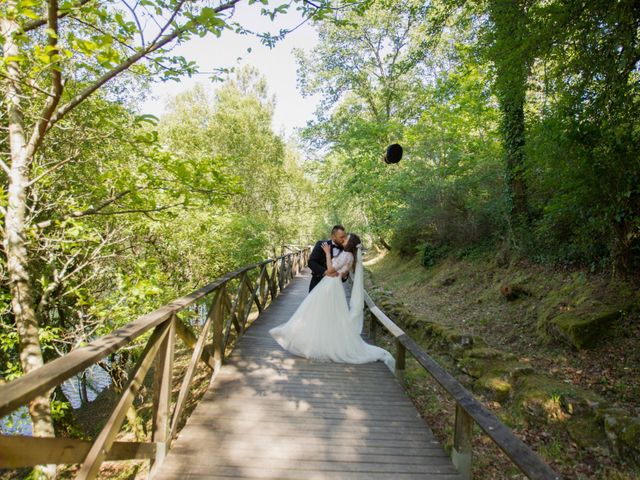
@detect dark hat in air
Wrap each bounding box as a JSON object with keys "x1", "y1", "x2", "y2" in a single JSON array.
[{"x1": 384, "y1": 143, "x2": 403, "y2": 164}]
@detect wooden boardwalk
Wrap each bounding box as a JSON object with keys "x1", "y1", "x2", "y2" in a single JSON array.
[{"x1": 155, "y1": 270, "x2": 462, "y2": 480}]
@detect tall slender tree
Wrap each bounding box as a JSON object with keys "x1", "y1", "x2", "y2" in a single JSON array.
[{"x1": 487, "y1": 0, "x2": 532, "y2": 235}]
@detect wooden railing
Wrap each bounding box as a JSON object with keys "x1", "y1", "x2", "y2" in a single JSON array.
[
  {"x1": 0, "y1": 248, "x2": 310, "y2": 479},
  {"x1": 363, "y1": 291, "x2": 563, "y2": 480}
]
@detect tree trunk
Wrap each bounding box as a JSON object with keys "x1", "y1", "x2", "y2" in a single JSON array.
[
  {"x1": 379, "y1": 237, "x2": 392, "y2": 251},
  {"x1": 1, "y1": 14, "x2": 57, "y2": 480},
  {"x1": 489, "y1": 0, "x2": 530, "y2": 233}
]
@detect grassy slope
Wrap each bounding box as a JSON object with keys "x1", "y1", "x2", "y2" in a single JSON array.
[{"x1": 366, "y1": 251, "x2": 640, "y2": 480}]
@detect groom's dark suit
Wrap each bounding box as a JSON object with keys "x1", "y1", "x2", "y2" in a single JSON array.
[{"x1": 307, "y1": 240, "x2": 346, "y2": 292}]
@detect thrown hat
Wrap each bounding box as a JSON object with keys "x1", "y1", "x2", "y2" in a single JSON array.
[{"x1": 383, "y1": 143, "x2": 403, "y2": 164}]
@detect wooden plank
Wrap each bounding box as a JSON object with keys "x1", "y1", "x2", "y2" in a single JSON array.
[
  {"x1": 155, "y1": 271, "x2": 461, "y2": 480},
  {"x1": 156, "y1": 469, "x2": 463, "y2": 480},
  {"x1": 158, "y1": 462, "x2": 461, "y2": 476},
  {"x1": 0, "y1": 436, "x2": 156, "y2": 467},
  {"x1": 168, "y1": 442, "x2": 448, "y2": 458},
  {"x1": 176, "y1": 430, "x2": 444, "y2": 449},
  {"x1": 174, "y1": 315, "x2": 215, "y2": 370}
]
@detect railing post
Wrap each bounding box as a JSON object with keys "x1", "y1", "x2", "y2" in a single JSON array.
[
  {"x1": 212, "y1": 284, "x2": 226, "y2": 374},
  {"x1": 150, "y1": 315, "x2": 175, "y2": 476},
  {"x1": 236, "y1": 275, "x2": 249, "y2": 331},
  {"x1": 288, "y1": 254, "x2": 294, "y2": 279},
  {"x1": 258, "y1": 265, "x2": 268, "y2": 307},
  {"x1": 269, "y1": 261, "x2": 278, "y2": 298},
  {"x1": 369, "y1": 313, "x2": 377, "y2": 344},
  {"x1": 278, "y1": 257, "x2": 285, "y2": 290},
  {"x1": 452, "y1": 403, "x2": 473, "y2": 480},
  {"x1": 394, "y1": 339, "x2": 406, "y2": 385}
]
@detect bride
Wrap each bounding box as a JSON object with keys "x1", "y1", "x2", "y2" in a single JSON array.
[{"x1": 270, "y1": 234, "x2": 394, "y2": 370}]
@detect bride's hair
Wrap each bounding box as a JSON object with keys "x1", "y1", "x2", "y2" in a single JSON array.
[{"x1": 343, "y1": 233, "x2": 361, "y2": 254}]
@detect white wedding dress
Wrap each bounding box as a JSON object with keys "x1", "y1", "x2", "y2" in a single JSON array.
[{"x1": 270, "y1": 247, "x2": 395, "y2": 371}]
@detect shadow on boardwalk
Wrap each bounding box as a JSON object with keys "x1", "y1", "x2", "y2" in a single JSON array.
[{"x1": 155, "y1": 270, "x2": 462, "y2": 480}]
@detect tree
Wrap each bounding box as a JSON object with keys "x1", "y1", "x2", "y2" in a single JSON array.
[
  {"x1": 297, "y1": 0, "x2": 431, "y2": 245},
  {"x1": 486, "y1": 0, "x2": 533, "y2": 237},
  {"x1": 158, "y1": 67, "x2": 318, "y2": 265},
  {"x1": 0, "y1": 0, "x2": 339, "y2": 476}
]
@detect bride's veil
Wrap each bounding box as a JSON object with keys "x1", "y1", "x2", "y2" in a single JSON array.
[{"x1": 348, "y1": 245, "x2": 365, "y2": 334}]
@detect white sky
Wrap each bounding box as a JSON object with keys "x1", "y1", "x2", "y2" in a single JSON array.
[{"x1": 139, "y1": 3, "x2": 321, "y2": 137}]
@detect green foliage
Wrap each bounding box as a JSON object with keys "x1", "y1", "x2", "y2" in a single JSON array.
[
  {"x1": 302, "y1": 1, "x2": 506, "y2": 253},
  {"x1": 0, "y1": 67, "x2": 319, "y2": 411},
  {"x1": 304, "y1": 0, "x2": 640, "y2": 275}
]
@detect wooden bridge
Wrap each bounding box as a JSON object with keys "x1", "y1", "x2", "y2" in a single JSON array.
[{"x1": 0, "y1": 248, "x2": 561, "y2": 480}]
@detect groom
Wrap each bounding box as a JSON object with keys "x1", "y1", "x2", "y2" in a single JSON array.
[{"x1": 307, "y1": 225, "x2": 348, "y2": 292}]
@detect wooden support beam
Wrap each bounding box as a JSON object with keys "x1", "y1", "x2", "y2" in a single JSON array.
[
  {"x1": 452, "y1": 403, "x2": 473, "y2": 480},
  {"x1": 150, "y1": 316, "x2": 175, "y2": 476},
  {"x1": 211, "y1": 284, "x2": 226, "y2": 375},
  {"x1": 369, "y1": 314, "x2": 377, "y2": 344},
  {"x1": 173, "y1": 317, "x2": 215, "y2": 370},
  {"x1": 244, "y1": 274, "x2": 263, "y2": 313},
  {"x1": 395, "y1": 338, "x2": 406, "y2": 385},
  {"x1": 0, "y1": 436, "x2": 156, "y2": 467},
  {"x1": 236, "y1": 274, "x2": 250, "y2": 331}
]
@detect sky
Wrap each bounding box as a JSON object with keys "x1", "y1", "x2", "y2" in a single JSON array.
[{"x1": 139, "y1": 3, "x2": 321, "y2": 137}]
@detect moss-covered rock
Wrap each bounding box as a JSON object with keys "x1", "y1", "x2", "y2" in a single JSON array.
[
  {"x1": 547, "y1": 309, "x2": 624, "y2": 350},
  {"x1": 475, "y1": 375, "x2": 513, "y2": 402},
  {"x1": 600, "y1": 408, "x2": 640, "y2": 466},
  {"x1": 512, "y1": 375, "x2": 602, "y2": 425},
  {"x1": 536, "y1": 273, "x2": 638, "y2": 350},
  {"x1": 565, "y1": 415, "x2": 608, "y2": 449},
  {"x1": 464, "y1": 346, "x2": 516, "y2": 361},
  {"x1": 457, "y1": 355, "x2": 533, "y2": 381},
  {"x1": 449, "y1": 334, "x2": 486, "y2": 359}
]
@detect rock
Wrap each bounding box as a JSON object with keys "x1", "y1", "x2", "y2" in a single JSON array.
[
  {"x1": 456, "y1": 356, "x2": 532, "y2": 382},
  {"x1": 475, "y1": 375, "x2": 513, "y2": 402},
  {"x1": 449, "y1": 334, "x2": 486, "y2": 359},
  {"x1": 440, "y1": 276, "x2": 456, "y2": 287},
  {"x1": 548, "y1": 309, "x2": 623, "y2": 350},
  {"x1": 535, "y1": 275, "x2": 638, "y2": 349},
  {"x1": 464, "y1": 347, "x2": 516, "y2": 361},
  {"x1": 512, "y1": 375, "x2": 603, "y2": 426},
  {"x1": 457, "y1": 357, "x2": 487, "y2": 378},
  {"x1": 560, "y1": 394, "x2": 596, "y2": 416},
  {"x1": 500, "y1": 284, "x2": 530, "y2": 301},
  {"x1": 601, "y1": 408, "x2": 640, "y2": 465},
  {"x1": 566, "y1": 415, "x2": 608, "y2": 450}
]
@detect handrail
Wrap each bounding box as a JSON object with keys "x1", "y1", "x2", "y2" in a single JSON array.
[
  {"x1": 0, "y1": 247, "x2": 310, "y2": 479},
  {"x1": 363, "y1": 291, "x2": 562, "y2": 480}
]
